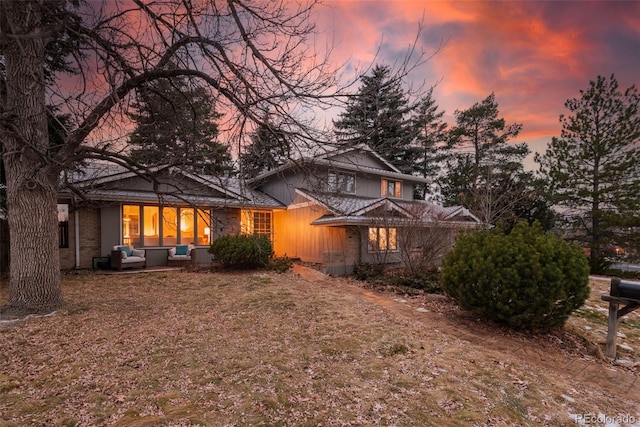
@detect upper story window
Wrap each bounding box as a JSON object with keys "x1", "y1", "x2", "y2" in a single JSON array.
[
  {"x1": 328, "y1": 171, "x2": 355, "y2": 193},
  {"x1": 381, "y1": 178, "x2": 402, "y2": 198}
]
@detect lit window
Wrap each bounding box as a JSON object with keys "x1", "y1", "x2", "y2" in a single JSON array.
[
  {"x1": 123, "y1": 205, "x2": 141, "y2": 247},
  {"x1": 179, "y1": 208, "x2": 194, "y2": 244},
  {"x1": 143, "y1": 206, "x2": 159, "y2": 246},
  {"x1": 162, "y1": 207, "x2": 178, "y2": 246},
  {"x1": 196, "y1": 209, "x2": 211, "y2": 245},
  {"x1": 242, "y1": 210, "x2": 272, "y2": 240},
  {"x1": 381, "y1": 179, "x2": 402, "y2": 198},
  {"x1": 328, "y1": 171, "x2": 355, "y2": 193},
  {"x1": 368, "y1": 227, "x2": 398, "y2": 251},
  {"x1": 124, "y1": 205, "x2": 211, "y2": 247}
]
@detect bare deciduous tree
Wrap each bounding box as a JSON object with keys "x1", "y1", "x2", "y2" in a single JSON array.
[
  {"x1": 396, "y1": 204, "x2": 455, "y2": 273},
  {"x1": 0, "y1": 0, "x2": 344, "y2": 317},
  {"x1": 363, "y1": 201, "x2": 460, "y2": 273}
]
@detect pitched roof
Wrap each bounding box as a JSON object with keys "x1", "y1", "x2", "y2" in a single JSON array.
[
  {"x1": 294, "y1": 189, "x2": 480, "y2": 227},
  {"x1": 248, "y1": 144, "x2": 430, "y2": 185},
  {"x1": 61, "y1": 162, "x2": 284, "y2": 209}
]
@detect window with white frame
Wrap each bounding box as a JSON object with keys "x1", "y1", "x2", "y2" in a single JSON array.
[
  {"x1": 328, "y1": 171, "x2": 355, "y2": 193},
  {"x1": 381, "y1": 178, "x2": 402, "y2": 198},
  {"x1": 368, "y1": 227, "x2": 398, "y2": 251}
]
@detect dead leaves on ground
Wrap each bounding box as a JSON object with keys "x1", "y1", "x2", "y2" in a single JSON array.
[{"x1": 0, "y1": 271, "x2": 638, "y2": 426}]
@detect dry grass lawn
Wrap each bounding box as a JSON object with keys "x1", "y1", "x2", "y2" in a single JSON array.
[{"x1": 1, "y1": 267, "x2": 639, "y2": 426}]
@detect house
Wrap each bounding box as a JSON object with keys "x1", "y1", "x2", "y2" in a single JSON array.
[
  {"x1": 57, "y1": 145, "x2": 479, "y2": 273},
  {"x1": 57, "y1": 164, "x2": 284, "y2": 270},
  {"x1": 248, "y1": 144, "x2": 480, "y2": 274}
]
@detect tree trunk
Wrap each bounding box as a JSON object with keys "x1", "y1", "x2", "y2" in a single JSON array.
[
  {"x1": 591, "y1": 157, "x2": 601, "y2": 267},
  {"x1": 0, "y1": 1, "x2": 65, "y2": 317}
]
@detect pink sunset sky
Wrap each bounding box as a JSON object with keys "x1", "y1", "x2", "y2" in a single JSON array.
[{"x1": 314, "y1": 0, "x2": 640, "y2": 159}]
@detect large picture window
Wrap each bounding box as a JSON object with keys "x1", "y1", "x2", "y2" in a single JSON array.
[
  {"x1": 368, "y1": 227, "x2": 397, "y2": 252},
  {"x1": 123, "y1": 205, "x2": 141, "y2": 247},
  {"x1": 143, "y1": 206, "x2": 159, "y2": 246},
  {"x1": 180, "y1": 208, "x2": 195, "y2": 244},
  {"x1": 123, "y1": 205, "x2": 210, "y2": 247},
  {"x1": 162, "y1": 207, "x2": 178, "y2": 246}
]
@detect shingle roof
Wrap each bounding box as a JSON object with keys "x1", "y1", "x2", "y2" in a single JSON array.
[
  {"x1": 248, "y1": 144, "x2": 430, "y2": 185},
  {"x1": 295, "y1": 188, "x2": 480, "y2": 225},
  {"x1": 61, "y1": 162, "x2": 284, "y2": 209}
]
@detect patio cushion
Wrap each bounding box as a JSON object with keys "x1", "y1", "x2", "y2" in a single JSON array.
[
  {"x1": 117, "y1": 245, "x2": 132, "y2": 257},
  {"x1": 175, "y1": 245, "x2": 189, "y2": 256},
  {"x1": 131, "y1": 248, "x2": 146, "y2": 257}
]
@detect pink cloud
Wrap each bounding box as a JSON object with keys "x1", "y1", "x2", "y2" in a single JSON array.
[{"x1": 320, "y1": 1, "x2": 640, "y2": 143}]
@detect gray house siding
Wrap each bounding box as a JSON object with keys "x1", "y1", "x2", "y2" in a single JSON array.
[
  {"x1": 101, "y1": 205, "x2": 121, "y2": 257},
  {"x1": 257, "y1": 170, "x2": 307, "y2": 205},
  {"x1": 99, "y1": 173, "x2": 216, "y2": 196},
  {"x1": 259, "y1": 168, "x2": 416, "y2": 204},
  {"x1": 326, "y1": 151, "x2": 390, "y2": 169}
]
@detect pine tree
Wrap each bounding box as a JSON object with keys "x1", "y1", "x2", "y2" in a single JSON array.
[
  {"x1": 239, "y1": 120, "x2": 291, "y2": 178},
  {"x1": 438, "y1": 93, "x2": 530, "y2": 225},
  {"x1": 333, "y1": 64, "x2": 412, "y2": 170},
  {"x1": 536, "y1": 75, "x2": 640, "y2": 269},
  {"x1": 128, "y1": 78, "x2": 231, "y2": 174},
  {"x1": 407, "y1": 88, "x2": 448, "y2": 199}
]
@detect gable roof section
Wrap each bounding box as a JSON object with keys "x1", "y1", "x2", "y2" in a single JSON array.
[
  {"x1": 65, "y1": 162, "x2": 135, "y2": 186},
  {"x1": 294, "y1": 188, "x2": 409, "y2": 217},
  {"x1": 61, "y1": 163, "x2": 284, "y2": 209},
  {"x1": 294, "y1": 188, "x2": 479, "y2": 227},
  {"x1": 249, "y1": 144, "x2": 430, "y2": 185},
  {"x1": 320, "y1": 143, "x2": 401, "y2": 173},
  {"x1": 440, "y1": 206, "x2": 482, "y2": 223}
]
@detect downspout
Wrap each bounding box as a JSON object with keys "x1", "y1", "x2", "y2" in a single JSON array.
[{"x1": 74, "y1": 200, "x2": 80, "y2": 269}]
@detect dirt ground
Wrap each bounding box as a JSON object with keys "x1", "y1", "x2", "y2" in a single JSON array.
[
  {"x1": 0, "y1": 265, "x2": 638, "y2": 426},
  {"x1": 293, "y1": 265, "x2": 640, "y2": 395}
]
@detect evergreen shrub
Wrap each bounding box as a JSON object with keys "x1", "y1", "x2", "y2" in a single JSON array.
[
  {"x1": 208, "y1": 234, "x2": 272, "y2": 269},
  {"x1": 387, "y1": 269, "x2": 442, "y2": 293},
  {"x1": 441, "y1": 222, "x2": 590, "y2": 331},
  {"x1": 267, "y1": 256, "x2": 294, "y2": 273},
  {"x1": 353, "y1": 263, "x2": 384, "y2": 281}
]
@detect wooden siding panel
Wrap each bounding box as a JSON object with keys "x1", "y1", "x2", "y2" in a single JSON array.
[{"x1": 273, "y1": 204, "x2": 347, "y2": 265}]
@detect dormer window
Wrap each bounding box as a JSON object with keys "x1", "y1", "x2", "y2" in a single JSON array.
[
  {"x1": 328, "y1": 171, "x2": 355, "y2": 193},
  {"x1": 381, "y1": 178, "x2": 402, "y2": 198}
]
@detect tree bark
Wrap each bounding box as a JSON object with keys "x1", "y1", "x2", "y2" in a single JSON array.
[{"x1": 0, "y1": 1, "x2": 65, "y2": 317}]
